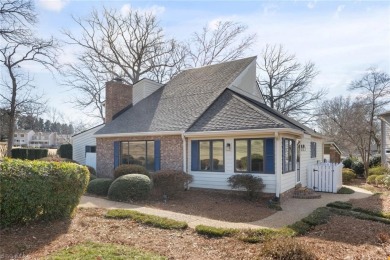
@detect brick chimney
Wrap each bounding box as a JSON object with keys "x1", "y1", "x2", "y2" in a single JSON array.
[{"x1": 105, "y1": 78, "x2": 133, "y2": 123}]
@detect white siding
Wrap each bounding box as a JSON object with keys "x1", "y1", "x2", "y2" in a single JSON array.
[
  {"x1": 188, "y1": 137, "x2": 276, "y2": 193},
  {"x1": 381, "y1": 115, "x2": 390, "y2": 167},
  {"x1": 72, "y1": 125, "x2": 104, "y2": 165},
  {"x1": 133, "y1": 79, "x2": 163, "y2": 105},
  {"x1": 228, "y1": 59, "x2": 265, "y2": 103}
]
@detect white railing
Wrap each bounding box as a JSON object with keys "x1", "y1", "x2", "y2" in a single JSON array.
[{"x1": 308, "y1": 162, "x2": 343, "y2": 193}]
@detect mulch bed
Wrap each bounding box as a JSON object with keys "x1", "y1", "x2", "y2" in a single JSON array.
[
  {"x1": 135, "y1": 189, "x2": 277, "y2": 222},
  {"x1": 1, "y1": 208, "x2": 389, "y2": 260}
]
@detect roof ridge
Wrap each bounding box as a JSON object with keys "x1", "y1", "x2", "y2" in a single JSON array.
[{"x1": 184, "y1": 56, "x2": 257, "y2": 71}]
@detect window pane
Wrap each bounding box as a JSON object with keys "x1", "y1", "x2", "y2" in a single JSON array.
[
  {"x1": 146, "y1": 141, "x2": 155, "y2": 171},
  {"x1": 199, "y1": 141, "x2": 210, "y2": 170},
  {"x1": 121, "y1": 142, "x2": 129, "y2": 164},
  {"x1": 129, "y1": 141, "x2": 146, "y2": 167},
  {"x1": 235, "y1": 140, "x2": 248, "y2": 172},
  {"x1": 251, "y1": 139, "x2": 264, "y2": 172},
  {"x1": 212, "y1": 141, "x2": 224, "y2": 171}
]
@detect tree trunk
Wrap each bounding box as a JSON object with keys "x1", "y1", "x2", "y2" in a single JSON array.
[{"x1": 6, "y1": 68, "x2": 17, "y2": 157}]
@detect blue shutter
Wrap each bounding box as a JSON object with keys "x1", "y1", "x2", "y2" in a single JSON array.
[
  {"x1": 154, "y1": 140, "x2": 161, "y2": 171},
  {"x1": 114, "y1": 141, "x2": 120, "y2": 169},
  {"x1": 264, "y1": 138, "x2": 275, "y2": 174},
  {"x1": 191, "y1": 140, "x2": 199, "y2": 171}
]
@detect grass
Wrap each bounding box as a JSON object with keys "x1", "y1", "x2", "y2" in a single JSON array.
[
  {"x1": 47, "y1": 242, "x2": 166, "y2": 260},
  {"x1": 105, "y1": 209, "x2": 188, "y2": 230},
  {"x1": 337, "y1": 187, "x2": 355, "y2": 194},
  {"x1": 195, "y1": 225, "x2": 238, "y2": 237}
]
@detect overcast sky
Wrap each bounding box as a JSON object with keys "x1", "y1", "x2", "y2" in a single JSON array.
[{"x1": 18, "y1": 0, "x2": 390, "y2": 126}]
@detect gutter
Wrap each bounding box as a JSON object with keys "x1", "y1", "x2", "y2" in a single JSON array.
[
  {"x1": 94, "y1": 131, "x2": 183, "y2": 138},
  {"x1": 184, "y1": 128, "x2": 304, "y2": 138}
]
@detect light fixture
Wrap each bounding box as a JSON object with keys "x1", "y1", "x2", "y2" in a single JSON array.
[{"x1": 226, "y1": 143, "x2": 231, "y2": 151}]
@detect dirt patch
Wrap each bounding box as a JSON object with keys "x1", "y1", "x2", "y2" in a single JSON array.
[{"x1": 137, "y1": 189, "x2": 276, "y2": 222}]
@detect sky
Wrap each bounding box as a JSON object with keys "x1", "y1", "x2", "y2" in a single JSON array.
[{"x1": 11, "y1": 0, "x2": 390, "y2": 127}]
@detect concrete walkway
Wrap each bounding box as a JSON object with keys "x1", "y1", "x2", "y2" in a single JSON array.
[{"x1": 78, "y1": 185, "x2": 372, "y2": 229}]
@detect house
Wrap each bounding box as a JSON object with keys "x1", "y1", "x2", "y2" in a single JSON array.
[
  {"x1": 323, "y1": 142, "x2": 342, "y2": 163},
  {"x1": 29, "y1": 132, "x2": 57, "y2": 148},
  {"x1": 379, "y1": 111, "x2": 390, "y2": 167},
  {"x1": 13, "y1": 130, "x2": 35, "y2": 147},
  {"x1": 72, "y1": 124, "x2": 104, "y2": 169},
  {"x1": 94, "y1": 57, "x2": 325, "y2": 197}
]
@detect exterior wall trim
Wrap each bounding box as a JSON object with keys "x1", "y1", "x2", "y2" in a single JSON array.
[{"x1": 94, "y1": 131, "x2": 183, "y2": 138}]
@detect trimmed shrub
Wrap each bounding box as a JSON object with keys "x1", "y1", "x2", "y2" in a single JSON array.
[
  {"x1": 368, "y1": 166, "x2": 390, "y2": 176},
  {"x1": 367, "y1": 175, "x2": 378, "y2": 184},
  {"x1": 351, "y1": 161, "x2": 365, "y2": 176},
  {"x1": 369, "y1": 155, "x2": 381, "y2": 168},
  {"x1": 108, "y1": 174, "x2": 151, "y2": 202},
  {"x1": 326, "y1": 201, "x2": 352, "y2": 210},
  {"x1": 113, "y1": 164, "x2": 150, "y2": 179},
  {"x1": 342, "y1": 168, "x2": 356, "y2": 183},
  {"x1": 259, "y1": 237, "x2": 316, "y2": 260},
  {"x1": 87, "y1": 178, "x2": 113, "y2": 196},
  {"x1": 375, "y1": 175, "x2": 385, "y2": 186},
  {"x1": 287, "y1": 221, "x2": 312, "y2": 235},
  {"x1": 195, "y1": 225, "x2": 238, "y2": 238},
  {"x1": 342, "y1": 157, "x2": 354, "y2": 169},
  {"x1": 227, "y1": 174, "x2": 265, "y2": 200},
  {"x1": 0, "y1": 158, "x2": 89, "y2": 227},
  {"x1": 301, "y1": 207, "x2": 332, "y2": 226},
  {"x1": 39, "y1": 156, "x2": 79, "y2": 163},
  {"x1": 152, "y1": 170, "x2": 193, "y2": 197},
  {"x1": 84, "y1": 165, "x2": 97, "y2": 181},
  {"x1": 57, "y1": 143, "x2": 73, "y2": 159},
  {"x1": 337, "y1": 187, "x2": 355, "y2": 194},
  {"x1": 11, "y1": 148, "x2": 48, "y2": 160}
]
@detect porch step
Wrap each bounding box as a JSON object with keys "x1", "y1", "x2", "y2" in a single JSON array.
[{"x1": 292, "y1": 187, "x2": 321, "y2": 199}]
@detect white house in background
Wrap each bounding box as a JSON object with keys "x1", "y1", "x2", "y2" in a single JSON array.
[
  {"x1": 72, "y1": 124, "x2": 104, "y2": 169},
  {"x1": 29, "y1": 132, "x2": 57, "y2": 147},
  {"x1": 379, "y1": 111, "x2": 390, "y2": 167},
  {"x1": 13, "y1": 130, "x2": 35, "y2": 147}
]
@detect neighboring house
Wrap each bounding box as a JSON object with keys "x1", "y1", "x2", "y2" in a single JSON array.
[
  {"x1": 13, "y1": 130, "x2": 35, "y2": 147},
  {"x1": 56, "y1": 134, "x2": 72, "y2": 146},
  {"x1": 72, "y1": 124, "x2": 104, "y2": 169},
  {"x1": 323, "y1": 142, "x2": 342, "y2": 163},
  {"x1": 379, "y1": 111, "x2": 390, "y2": 167},
  {"x1": 29, "y1": 132, "x2": 57, "y2": 148},
  {"x1": 94, "y1": 57, "x2": 325, "y2": 197}
]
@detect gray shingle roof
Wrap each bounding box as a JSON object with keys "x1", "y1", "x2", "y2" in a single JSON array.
[
  {"x1": 95, "y1": 57, "x2": 256, "y2": 135},
  {"x1": 188, "y1": 90, "x2": 301, "y2": 132}
]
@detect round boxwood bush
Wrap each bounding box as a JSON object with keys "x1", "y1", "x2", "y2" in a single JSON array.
[
  {"x1": 367, "y1": 175, "x2": 378, "y2": 184},
  {"x1": 369, "y1": 155, "x2": 381, "y2": 168},
  {"x1": 84, "y1": 165, "x2": 97, "y2": 181},
  {"x1": 342, "y1": 157, "x2": 354, "y2": 169},
  {"x1": 108, "y1": 174, "x2": 151, "y2": 202},
  {"x1": 113, "y1": 164, "x2": 150, "y2": 179},
  {"x1": 87, "y1": 178, "x2": 114, "y2": 196},
  {"x1": 342, "y1": 168, "x2": 356, "y2": 184},
  {"x1": 351, "y1": 161, "x2": 365, "y2": 176}
]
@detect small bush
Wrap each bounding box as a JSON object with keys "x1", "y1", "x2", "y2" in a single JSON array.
[
  {"x1": 342, "y1": 157, "x2": 354, "y2": 169},
  {"x1": 342, "y1": 168, "x2": 356, "y2": 183},
  {"x1": 326, "y1": 201, "x2": 352, "y2": 210},
  {"x1": 301, "y1": 207, "x2": 332, "y2": 226},
  {"x1": 0, "y1": 158, "x2": 89, "y2": 227},
  {"x1": 152, "y1": 170, "x2": 193, "y2": 197},
  {"x1": 369, "y1": 155, "x2": 381, "y2": 168},
  {"x1": 287, "y1": 221, "x2": 312, "y2": 235},
  {"x1": 259, "y1": 237, "x2": 316, "y2": 260},
  {"x1": 106, "y1": 209, "x2": 188, "y2": 230},
  {"x1": 351, "y1": 161, "x2": 365, "y2": 176},
  {"x1": 367, "y1": 175, "x2": 378, "y2": 184},
  {"x1": 375, "y1": 175, "x2": 385, "y2": 186},
  {"x1": 113, "y1": 164, "x2": 150, "y2": 179},
  {"x1": 384, "y1": 175, "x2": 390, "y2": 189},
  {"x1": 11, "y1": 148, "x2": 48, "y2": 160},
  {"x1": 87, "y1": 178, "x2": 114, "y2": 196},
  {"x1": 195, "y1": 225, "x2": 238, "y2": 238},
  {"x1": 227, "y1": 174, "x2": 265, "y2": 200},
  {"x1": 337, "y1": 187, "x2": 355, "y2": 194},
  {"x1": 57, "y1": 143, "x2": 73, "y2": 159},
  {"x1": 108, "y1": 174, "x2": 151, "y2": 202},
  {"x1": 84, "y1": 165, "x2": 97, "y2": 181},
  {"x1": 368, "y1": 166, "x2": 390, "y2": 176}
]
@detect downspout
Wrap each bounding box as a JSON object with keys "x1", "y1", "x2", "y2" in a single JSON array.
[{"x1": 181, "y1": 131, "x2": 187, "y2": 173}]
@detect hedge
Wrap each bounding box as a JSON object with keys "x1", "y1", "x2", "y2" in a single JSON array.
[
  {"x1": 57, "y1": 143, "x2": 73, "y2": 159},
  {"x1": 11, "y1": 148, "x2": 48, "y2": 160},
  {"x1": 0, "y1": 158, "x2": 89, "y2": 227}
]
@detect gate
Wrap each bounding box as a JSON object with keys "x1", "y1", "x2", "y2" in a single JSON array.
[{"x1": 308, "y1": 163, "x2": 343, "y2": 193}]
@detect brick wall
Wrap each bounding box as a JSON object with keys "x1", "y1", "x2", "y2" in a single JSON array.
[
  {"x1": 105, "y1": 80, "x2": 132, "y2": 123},
  {"x1": 96, "y1": 135, "x2": 183, "y2": 178}
]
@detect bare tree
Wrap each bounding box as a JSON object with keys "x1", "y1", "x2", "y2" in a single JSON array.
[
  {"x1": 186, "y1": 21, "x2": 256, "y2": 67},
  {"x1": 0, "y1": 37, "x2": 58, "y2": 156},
  {"x1": 64, "y1": 8, "x2": 179, "y2": 85},
  {"x1": 0, "y1": 0, "x2": 37, "y2": 41},
  {"x1": 257, "y1": 44, "x2": 326, "y2": 123},
  {"x1": 348, "y1": 67, "x2": 390, "y2": 174}
]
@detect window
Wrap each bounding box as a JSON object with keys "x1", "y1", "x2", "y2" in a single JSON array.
[
  {"x1": 120, "y1": 141, "x2": 155, "y2": 171},
  {"x1": 14, "y1": 134, "x2": 17, "y2": 137},
  {"x1": 20, "y1": 134, "x2": 24, "y2": 137},
  {"x1": 235, "y1": 139, "x2": 264, "y2": 173},
  {"x1": 283, "y1": 138, "x2": 295, "y2": 173},
  {"x1": 85, "y1": 145, "x2": 96, "y2": 153},
  {"x1": 198, "y1": 140, "x2": 224, "y2": 171},
  {"x1": 310, "y1": 142, "x2": 317, "y2": 158}
]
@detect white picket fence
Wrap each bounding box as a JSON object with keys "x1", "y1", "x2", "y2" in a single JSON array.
[{"x1": 307, "y1": 163, "x2": 343, "y2": 193}]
